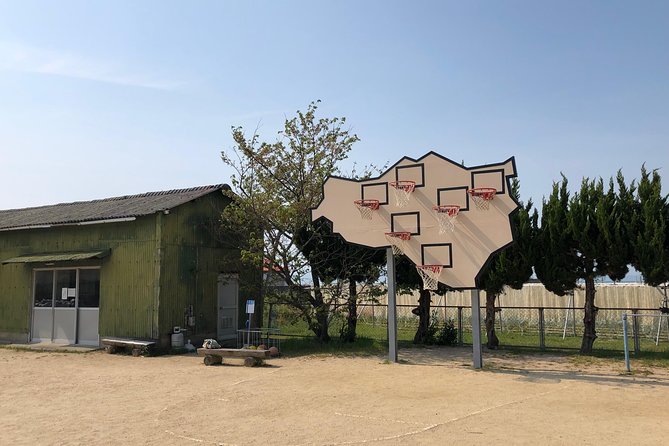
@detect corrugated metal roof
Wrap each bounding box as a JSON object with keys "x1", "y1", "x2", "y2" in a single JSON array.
[
  {"x1": 2, "y1": 249, "x2": 111, "y2": 264},
  {"x1": 0, "y1": 184, "x2": 228, "y2": 231}
]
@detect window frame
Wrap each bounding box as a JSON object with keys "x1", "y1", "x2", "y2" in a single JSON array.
[{"x1": 32, "y1": 266, "x2": 101, "y2": 309}]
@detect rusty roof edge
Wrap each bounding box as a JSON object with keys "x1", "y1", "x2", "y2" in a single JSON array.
[
  {"x1": 0, "y1": 184, "x2": 230, "y2": 230},
  {"x1": 0, "y1": 184, "x2": 228, "y2": 213},
  {"x1": 0, "y1": 217, "x2": 138, "y2": 232}
]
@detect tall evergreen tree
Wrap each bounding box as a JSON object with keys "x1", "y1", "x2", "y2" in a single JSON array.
[
  {"x1": 631, "y1": 166, "x2": 668, "y2": 286},
  {"x1": 479, "y1": 179, "x2": 537, "y2": 348},
  {"x1": 536, "y1": 175, "x2": 633, "y2": 353}
]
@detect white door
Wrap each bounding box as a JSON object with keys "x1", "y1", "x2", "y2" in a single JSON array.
[{"x1": 217, "y1": 274, "x2": 238, "y2": 340}]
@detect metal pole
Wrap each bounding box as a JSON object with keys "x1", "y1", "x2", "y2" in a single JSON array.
[
  {"x1": 386, "y1": 248, "x2": 398, "y2": 363},
  {"x1": 623, "y1": 313, "x2": 630, "y2": 372},
  {"x1": 471, "y1": 289, "x2": 483, "y2": 369},
  {"x1": 371, "y1": 300, "x2": 375, "y2": 326},
  {"x1": 572, "y1": 294, "x2": 577, "y2": 336},
  {"x1": 539, "y1": 307, "x2": 545, "y2": 350},
  {"x1": 632, "y1": 309, "x2": 640, "y2": 354},
  {"x1": 457, "y1": 306, "x2": 463, "y2": 346},
  {"x1": 562, "y1": 295, "x2": 571, "y2": 339},
  {"x1": 443, "y1": 295, "x2": 448, "y2": 323},
  {"x1": 247, "y1": 315, "x2": 251, "y2": 347}
]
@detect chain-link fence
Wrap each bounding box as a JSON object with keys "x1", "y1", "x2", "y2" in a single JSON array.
[{"x1": 267, "y1": 302, "x2": 669, "y2": 354}]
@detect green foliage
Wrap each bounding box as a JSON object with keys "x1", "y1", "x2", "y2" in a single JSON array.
[
  {"x1": 631, "y1": 166, "x2": 668, "y2": 286},
  {"x1": 298, "y1": 218, "x2": 385, "y2": 285},
  {"x1": 603, "y1": 173, "x2": 635, "y2": 281},
  {"x1": 534, "y1": 176, "x2": 580, "y2": 296},
  {"x1": 436, "y1": 318, "x2": 458, "y2": 346},
  {"x1": 413, "y1": 311, "x2": 458, "y2": 346},
  {"x1": 536, "y1": 166, "x2": 667, "y2": 291},
  {"x1": 479, "y1": 178, "x2": 537, "y2": 295},
  {"x1": 220, "y1": 101, "x2": 360, "y2": 341},
  {"x1": 533, "y1": 170, "x2": 654, "y2": 353},
  {"x1": 221, "y1": 100, "x2": 358, "y2": 275},
  {"x1": 478, "y1": 179, "x2": 537, "y2": 349}
]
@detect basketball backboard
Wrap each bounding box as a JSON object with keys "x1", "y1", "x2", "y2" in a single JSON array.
[{"x1": 311, "y1": 152, "x2": 519, "y2": 289}]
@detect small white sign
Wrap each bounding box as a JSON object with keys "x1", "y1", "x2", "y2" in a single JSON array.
[
  {"x1": 61, "y1": 288, "x2": 68, "y2": 300},
  {"x1": 245, "y1": 300, "x2": 255, "y2": 314},
  {"x1": 67, "y1": 288, "x2": 76, "y2": 298}
]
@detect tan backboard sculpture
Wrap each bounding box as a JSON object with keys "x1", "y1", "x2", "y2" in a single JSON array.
[{"x1": 311, "y1": 152, "x2": 519, "y2": 289}]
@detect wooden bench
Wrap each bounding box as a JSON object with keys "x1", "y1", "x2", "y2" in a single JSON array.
[
  {"x1": 101, "y1": 337, "x2": 156, "y2": 357},
  {"x1": 197, "y1": 348, "x2": 270, "y2": 366}
]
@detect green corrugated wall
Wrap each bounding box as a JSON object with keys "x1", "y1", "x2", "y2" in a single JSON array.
[
  {"x1": 0, "y1": 218, "x2": 157, "y2": 340},
  {"x1": 156, "y1": 193, "x2": 255, "y2": 342},
  {"x1": 0, "y1": 190, "x2": 260, "y2": 345}
]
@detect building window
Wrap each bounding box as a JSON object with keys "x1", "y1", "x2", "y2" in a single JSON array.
[
  {"x1": 55, "y1": 270, "x2": 77, "y2": 308},
  {"x1": 32, "y1": 268, "x2": 100, "y2": 309},
  {"x1": 78, "y1": 269, "x2": 100, "y2": 308},
  {"x1": 33, "y1": 270, "x2": 54, "y2": 307}
]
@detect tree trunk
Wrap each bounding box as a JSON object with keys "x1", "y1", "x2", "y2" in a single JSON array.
[
  {"x1": 341, "y1": 279, "x2": 358, "y2": 343},
  {"x1": 580, "y1": 275, "x2": 598, "y2": 353},
  {"x1": 412, "y1": 289, "x2": 432, "y2": 344},
  {"x1": 310, "y1": 271, "x2": 331, "y2": 343},
  {"x1": 485, "y1": 293, "x2": 499, "y2": 349}
]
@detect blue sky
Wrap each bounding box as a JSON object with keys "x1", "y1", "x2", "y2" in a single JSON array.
[{"x1": 0, "y1": 0, "x2": 667, "y2": 210}]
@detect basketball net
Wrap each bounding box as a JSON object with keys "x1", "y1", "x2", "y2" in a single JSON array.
[
  {"x1": 469, "y1": 188, "x2": 496, "y2": 211},
  {"x1": 416, "y1": 265, "x2": 442, "y2": 291},
  {"x1": 390, "y1": 181, "x2": 415, "y2": 208},
  {"x1": 434, "y1": 205, "x2": 460, "y2": 233},
  {"x1": 385, "y1": 232, "x2": 410, "y2": 256},
  {"x1": 354, "y1": 200, "x2": 379, "y2": 220}
]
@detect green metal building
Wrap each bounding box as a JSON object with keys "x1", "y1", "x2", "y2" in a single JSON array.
[{"x1": 0, "y1": 185, "x2": 261, "y2": 347}]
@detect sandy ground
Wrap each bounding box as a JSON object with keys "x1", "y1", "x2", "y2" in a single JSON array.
[{"x1": 1, "y1": 346, "x2": 668, "y2": 446}]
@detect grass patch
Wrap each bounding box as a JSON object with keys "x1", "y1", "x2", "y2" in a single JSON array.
[
  {"x1": 280, "y1": 336, "x2": 387, "y2": 357},
  {"x1": 277, "y1": 321, "x2": 669, "y2": 368}
]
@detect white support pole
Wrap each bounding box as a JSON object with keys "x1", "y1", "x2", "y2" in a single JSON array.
[
  {"x1": 623, "y1": 313, "x2": 630, "y2": 372},
  {"x1": 659, "y1": 314, "x2": 669, "y2": 345},
  {"x1": 562, "y1": 294, "x2": 571, "y2": 340},
  {"x1": 386, "y1": 248, "x2": 398, "y2": 363},
  {"x1": 471, "y1": 289, "x2": 483, "y2": 369}
]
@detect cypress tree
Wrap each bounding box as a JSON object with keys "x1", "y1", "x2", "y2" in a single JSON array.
[
  {"x1": 479, "y1": 179, "x2": 537, "y2": 349},
  {"x1": 536, "y1": 175, "x2": 634, "y2": 353},
  {"x1": 632, "y1": 166, "x2": 668, "y2": 286}
]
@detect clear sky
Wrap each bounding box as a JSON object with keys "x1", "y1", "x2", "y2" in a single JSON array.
[{"x1": 0, "y1": 0, "x2": 667, "y2": 210}]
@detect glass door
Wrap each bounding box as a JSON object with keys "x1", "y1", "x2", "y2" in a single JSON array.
[
  {"x1": 31, "y1": 268, "x2": 100, "y2": 345},
  {"x1": 53, "y1": 270, "x2": 77, "y2": 343},
  {"x1": 31, "y1": 271, "x2": 55, "y2": 342},
  {"x1": 77, "y1": 269, "x2": 100, "y2": 345}
]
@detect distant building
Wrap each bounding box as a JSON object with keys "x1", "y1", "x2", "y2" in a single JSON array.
[
  {"x1": 0, "y1": 185, "x2": 261, "y2": 347},
  {"x1": 263, "y1": 258, "x2": 289, "y2": 291}
]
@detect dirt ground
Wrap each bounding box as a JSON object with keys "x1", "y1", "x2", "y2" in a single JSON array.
[{"x1": 1, "y1": 346, "x2": 667, "y2": 446}]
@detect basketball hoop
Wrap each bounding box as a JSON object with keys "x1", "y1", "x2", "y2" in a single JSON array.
[
  {"x1": 354, "y1": 199, "x2": 379, "y2": 220},
  {"x1": 433, "y1": 205, "x2": 460, "y2": 233},
  {"x1": 416, "y1": 265, "x2": 442, "y2": 291},
  {"x1": 385, "y1": 231, "x2": 411, "y2": 256},
  {"x1": 468, "y1": 187, "x2": 496, "y2": 211},
  {"x1": 389, "y1": 180, "x2": 415, "y2": 207}
]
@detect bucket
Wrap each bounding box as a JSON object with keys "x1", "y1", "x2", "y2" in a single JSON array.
[{"x1": 171, "y1": 331, "x2": 184, "y2": 348}]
